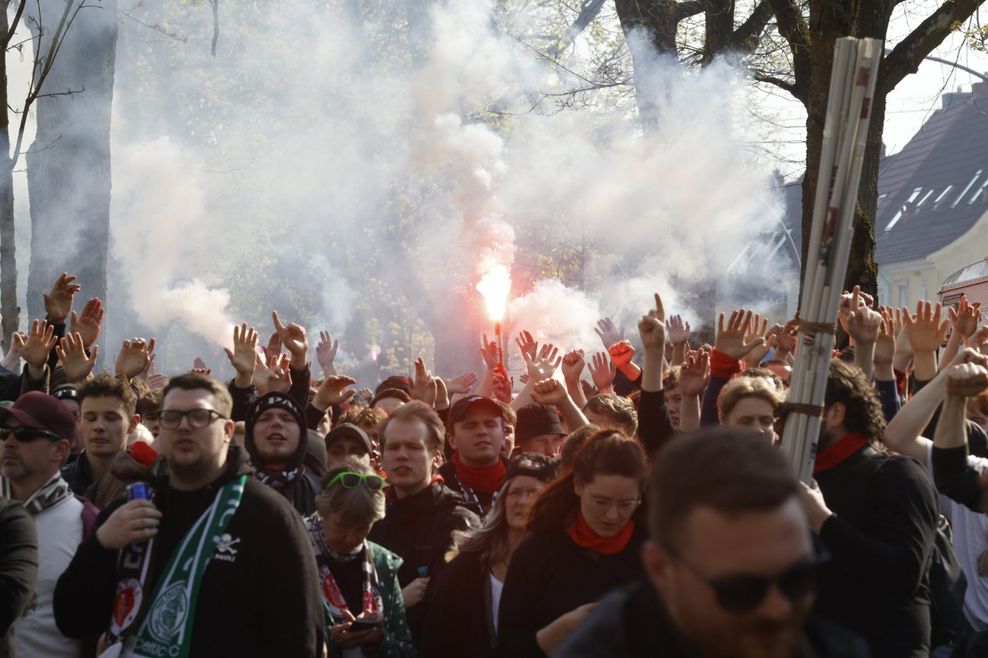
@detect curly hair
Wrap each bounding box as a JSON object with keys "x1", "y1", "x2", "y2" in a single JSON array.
[
  {"x1": 583, "y1": 394, "x2": 638, "y2": 437},
  {"x1": 825, "y1": 359, "x2": 886, "y2": 443}
]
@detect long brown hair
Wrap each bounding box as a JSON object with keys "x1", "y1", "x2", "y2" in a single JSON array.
[{"x1": 527, "y1": 430, "x2": 647, "y2": 534}]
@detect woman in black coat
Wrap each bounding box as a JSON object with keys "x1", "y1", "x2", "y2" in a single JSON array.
[
  {"x1": 496, "y1": 430, "x2": 649, "y2": 658},
  {"x1": 421, "y1": 454, "x2": 556, "y2": 658}
]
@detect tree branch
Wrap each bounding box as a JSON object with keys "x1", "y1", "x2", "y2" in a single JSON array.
[
  {"x1": 548, "y1": 0, "x2": 607, "y2": 57},
  {"x1": 728, "y1": 0, "x2": 773, "y2": 52},
  {"x1": 754, "y1": 72, "x2": 797, "y2": 96},
  {"x1": 881, "y1": 0, "x2": 983, "y2": 94},
  {"x1": 5, "y1": 0, "x2": 28, "y2": 46},
  {"x1": 765, "y1": 0, "x2": 811, "y2": 97},
  {"x1": 676, "y1": 0, "x2": 711, "y2": 21}
]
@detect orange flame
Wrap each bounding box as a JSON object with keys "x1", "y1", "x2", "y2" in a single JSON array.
[{"x1": 476, "y1": 263, "x2": 511, "y2": 321}]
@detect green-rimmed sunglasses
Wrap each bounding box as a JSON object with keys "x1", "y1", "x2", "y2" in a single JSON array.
[{"x1": 325, "y1": 471, "x2": 386, "y2": 492}]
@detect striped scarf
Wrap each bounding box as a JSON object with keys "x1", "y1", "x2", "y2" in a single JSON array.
[
  {"x1": 306, "y1": 515, "x2": 383, "y2": 625},
  {"x1": 0, "y1": 472, "x2": 73, "y2": 515}
]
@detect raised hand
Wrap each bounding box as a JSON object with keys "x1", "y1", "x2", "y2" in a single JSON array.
[
  {"x1": 679, "y1": 350, "x2": 710, "y2": 397},
  {"x1": 844, "y1": 286, "x2": 882, "y2": 344},
  {"x1": 594, "y1": 317, "x2": 625, "y2": 350},
  {"x1": 588, "y1": 351, "x2": 616, "y2": 393},
  {"x1": 316, "y1": 330, "x2": 339, "y2": 376},
  {"x1": 522, "y1": 343, "x2": 561, "y2": 382},
  {"x1": 666, "y1": 315, "x2": 691, "y2": 346},
  {"x1": 874, "y1": 310, "x2": 896, "y2": 369},
  {"x1": 272, "y1": 311, "x2": 308, "y2": 368},
  {"x1": 775, "y1": 317, "x2": 799, "y2": 356},
  {"x1": 715, "y1": 309, "x2": 764, "y2": 360},
  {"x1": 743, "y1": 321, "x2": 775, "y2": 368},
  {"x1": 411, "y1": 357, "x2": 437, "y2": 407},
  {"x1": 638, "y1": 293, "x2": 666, "y2": 352},
  {"x1": 446, "y1": 371, "x2": 478, "y2": 395},
  {"x1": 948, "y1": 296, "x2": 981, "y2": 339},
  {"x1": 56, "y1": 332, "x2": 98, "y2": 384},
  {"x1": 224, "y1": 323, "x2": 258, "y2": 387},
  {"x1": 43, "y1": 272, "x2": 81, "y2": 324},
  {"x1": 313, "y1": 375, "x2": 357, "y2": 411},
  {"x1": 531, "y1": 378, "x2": 568, "y2": 406},
  {"x1": 608, "y1": 341, "x2": 636, "y2": 368},
  {"x1": 20, "y1": 320, "x2": 58, "y2": 374},
  {"x1": 515, "y1": 330, "x2": 538, "y2": 361},
  {"x1": 903, "y1": 300, "x2": 949, "y2": 353},
  {"x1": 491, "y1": 367, "x2": 513, "y2": 403},
  {"x1": 838, "y1": 287, "x2": 874, "y2": 333},
  {"x1": 561, "y1": 350, "x2": 586, "y2": 384},
  {"x1": 973, "y1": 324, "x2": 988, "y2": 354},
  {"x1": 115, "y1": 338, "x2": 156, "y2": 380},
  {"x1": 69, "y1": 297, "x2": 104, "y2": 349},
  {"x1": 255, "y1": 353, "x2": 292, "y2": 396},
  {"x1": 945, "y1": 362, "x2": 988, "y2": 398},
  {"x1": 480, "y1": 334, "x2": 499, "y2": 369},
  {"x1": 1, "y1": 331, "x2": 25, "y2": 371},
  {"x1": 263, "y1": 331, "x2": 283, "y2": 362}
]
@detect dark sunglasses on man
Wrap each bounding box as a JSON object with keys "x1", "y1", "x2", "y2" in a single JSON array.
[
  {"x1": 0, "y1": 426, "x2": 63, "y2": 443},
  {"x1": 665, "y1": 545, "x2": 827, "y2": 614}
]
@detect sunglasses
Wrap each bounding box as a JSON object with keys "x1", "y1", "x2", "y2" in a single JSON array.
[
  {"x1": 158, "y1": 409, "x2": 226, "y2": 429},
  {"x1": 669, "y1": 548, "x2": 825, "y2": 614},
  {"x1": 0, "y1": 426, "x2": 63, "y2": 443},
  {"x1": 325, "y1": 471, "x2": 385, "y2": 492}
]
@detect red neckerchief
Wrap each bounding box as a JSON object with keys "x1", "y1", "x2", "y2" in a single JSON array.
[
  {"x1": 813, "y1": 432, "x2": 869, "y2": 475},
  {"x1": 452, "y1": 452, "x2": 506, "y2": 494},
  {"x1": 566, "y1": 512, "x2": 635, "y2": 555}
]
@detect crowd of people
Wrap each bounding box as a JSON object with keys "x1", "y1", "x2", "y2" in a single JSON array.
[{"x1": 1, "y1": 272, "x2": 988, "y2": 658}]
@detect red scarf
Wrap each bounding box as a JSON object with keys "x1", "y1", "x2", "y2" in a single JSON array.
[
  {"x1": 452, "y1": 452, "x2": 506, "y2": 494},
  {"x1": 566, "y1": 512, "x2": 634, "y2": 555},
  {"x1": 814, "y1": 432, "x2": 868, "y2": 475}
]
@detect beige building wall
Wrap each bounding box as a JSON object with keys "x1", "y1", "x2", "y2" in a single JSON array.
[{"x1": 877, "y1": 210, "x2": 988, "y2": 308}]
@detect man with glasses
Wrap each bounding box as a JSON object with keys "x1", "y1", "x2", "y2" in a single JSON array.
[
  {"x1": 0, "y1": 391, "x2": 94, "y2": 658},
  {"x1": 556, "y1": 427, "x2": 868, "y2": 658},
  {"x1": 53, "y1": 373, "x2": 324, "y2": 657}
]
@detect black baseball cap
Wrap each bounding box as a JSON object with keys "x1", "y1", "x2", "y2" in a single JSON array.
[
  {"x1": 447, "y1": 395, "x2": 502, "y2": 429},
  {"x1": 325, "y1": 423, "x2": 374, "y2": 456}
]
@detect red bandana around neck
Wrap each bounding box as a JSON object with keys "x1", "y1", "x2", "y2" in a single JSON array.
[
  {"x1": 813, "y1": 432, "x2": 869, "y2": 475},
  {"x1": 452, "y1": 452, "x2": 506, "y2": 494},
  {"x1": 566, "y1": 512, "x2": 635, "y2": 556}
]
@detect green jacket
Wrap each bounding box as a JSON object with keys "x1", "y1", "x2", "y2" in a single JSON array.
[{"x1": 324, "y1": 541, "x2": 416, "y2": 658}]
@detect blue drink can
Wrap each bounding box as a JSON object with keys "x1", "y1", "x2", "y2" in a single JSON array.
[{"x1": 129, "y1": 483, "x2": 150, "y2": 501}]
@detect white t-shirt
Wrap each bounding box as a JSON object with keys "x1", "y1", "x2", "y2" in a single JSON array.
[
  {"x1": 490, "y1": 572, "x2": 504, "y2": 634},
  {"x1": 14, "y1": 493, "x2": 84, "y2": 658},
  {"x1": 926, "y1": 443, "x2": 988, "y2": 631}
]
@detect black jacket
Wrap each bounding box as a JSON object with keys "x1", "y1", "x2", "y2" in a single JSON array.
[
  {"x1": 555, "y1": 579, "x2": 871, "y2": 658},
  {"x1": 420, "y1": 550, "x2": 494, "y2": 658},
  {"x1": 814, "y1": 445, "x2": 938, "y2": 658},
  {"x1": 0, "y1": 498, "x2": 37, "y2": 658},
  {"x1": 52, "y1": 445, "x2": 324, "y2": 658},
  {"x1": 496, "y1": 527, "x2": 646, "y2": 658},
  {"x1": 60, "y1": 450, "x2": 96, "y2": 497},
  {"x1": 368, "y1": 482, "x2": 479, "y2": 642}
]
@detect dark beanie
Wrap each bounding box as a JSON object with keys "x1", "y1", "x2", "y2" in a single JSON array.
[{"x1": 245, "y1": 393, "x2": 308, "y2": 469}]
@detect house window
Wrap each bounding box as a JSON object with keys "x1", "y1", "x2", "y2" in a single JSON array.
[
  {"x1": 916, "y1": 189, "x2": 934, "y2": 208},
  {"x1": 969, "y1": 178, "x2": 988, "y2": 205},
  {"x1": 934, "y1": 186, "x2": 953, "y2": 209}
]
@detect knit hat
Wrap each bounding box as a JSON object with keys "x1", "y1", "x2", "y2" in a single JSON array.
[{"x1": 245, "y1": 392, "x2": 308, "y2": 469}]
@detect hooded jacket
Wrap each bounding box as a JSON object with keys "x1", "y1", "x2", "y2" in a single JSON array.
[
  {"x1": 368, "y1": 482, "x2": 479, "y2": 642},
  {"x1": 245, "y1": 393, "x2": 321, "y2": 516},
  {"x1": 52, "y1": 445, "x2": 325, "y2": 658}
]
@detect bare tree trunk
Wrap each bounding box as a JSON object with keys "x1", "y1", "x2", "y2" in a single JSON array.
[
  {"x1": 0, "y1": 7, "x2": 19, "y2": 351},
  {"x1": 25, "y1": 0, "x2": 118, "y2": 322}
]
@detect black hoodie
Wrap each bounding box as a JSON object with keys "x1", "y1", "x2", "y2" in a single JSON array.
[
  {"x1": 52, "y1": 445, "x2": 325, "y2": 658},
  {"x1": 245, "y1": 393, "x2": 321, "y2": 516}
]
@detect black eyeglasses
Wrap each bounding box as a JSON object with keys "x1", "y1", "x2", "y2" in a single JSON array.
[
  {"x1": 0, "y1": 426, "x2": 63, "y2": 443},
  {"x1": 668, "y1": 547, "x2": 825, "y2": 614},
  {"x1": 158, "y1": 409, "x2": 227, "y2": 429},
  {"x1": 325, "y1": 471, "x2": 386, "y2": 492}
]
